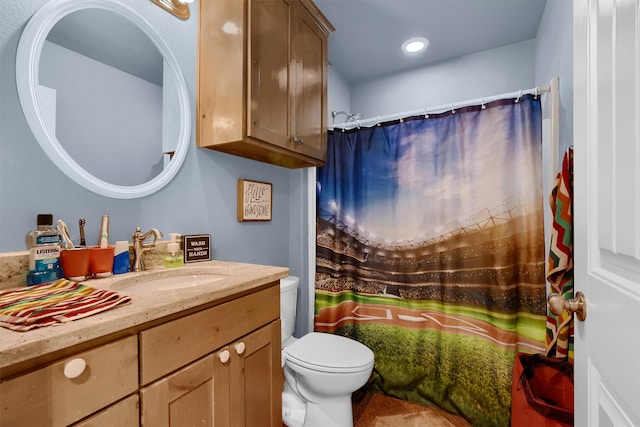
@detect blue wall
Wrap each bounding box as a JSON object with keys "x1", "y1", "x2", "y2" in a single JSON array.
[
  {"x1": 1, "y1": 0, "x2": 572, "y2": 335},
  {"x1": 0, "y1": 1, "x2": 305, "y2": 278},
  {"x1": 349, "y1": 40, "x2": 537, "y2": 118},
  {"x1": 535, "y1": 0, "x2": 573, "y2": 155}
]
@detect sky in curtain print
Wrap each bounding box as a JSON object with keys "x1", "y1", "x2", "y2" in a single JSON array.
[{"x1": 317, "y1": 96, "x2": 543, "y2": 243}]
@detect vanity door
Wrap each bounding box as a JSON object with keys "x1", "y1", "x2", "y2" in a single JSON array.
[
  {"x1": 140, "y1": 354, "x2": 220, "y2": 427},
  {"x1": 228, "y1": 321, "x2": 282, "y2": 427}
]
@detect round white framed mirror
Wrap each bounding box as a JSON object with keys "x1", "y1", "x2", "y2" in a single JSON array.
[{"x1": 16, "y1": 0, "x2": 191, "y2": 199}]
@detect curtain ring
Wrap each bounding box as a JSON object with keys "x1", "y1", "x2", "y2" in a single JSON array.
[
  {"x1": 515, "y1": 90, "x2": 522, "y2": 103},
  {"x1": 450, "y1": 103, "x2": 456, "y2": 114},
  {"x1": 376, "y1": 116, "x2": 381, "y2": 126},
  {"x1": 481, "y1": 98, "x2": 486, "y2": 110},
  {"x1": 424, "y1": 108, "x2": 429, "y2": 119}
]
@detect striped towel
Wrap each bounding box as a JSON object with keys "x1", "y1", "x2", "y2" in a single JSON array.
[
  {"x1": 545, "y1": 147, "x2": 574, "y2": 362},
  {"x1": 0, "y1": 279, "x2": 131, "y2": 332}
]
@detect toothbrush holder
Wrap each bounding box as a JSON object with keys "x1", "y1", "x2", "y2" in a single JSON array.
[
  {"x1": 60, "y1": 248, "x2": 91, "y2": 282},
  {"x1": 89, "y1": 246, "x2": 115, "y2": 278}
]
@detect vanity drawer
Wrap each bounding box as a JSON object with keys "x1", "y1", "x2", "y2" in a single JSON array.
[
  {"x1": 139, "y1": 284, "x2": 279, "y2": 385},
  {"x1": 0, "y1": 335, "x2": 138, "y2": 427},
  {"x1": 73, "y1": 394, "x2": 139, "y2": 427}
]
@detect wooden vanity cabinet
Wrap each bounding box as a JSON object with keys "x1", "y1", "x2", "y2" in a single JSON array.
[
  {"x1": 0, "y1": 282, "x2": 283, "y2": 427},
  {"x1": 139, "y1": 285, "x2": 282, "y2": 427},
  {"x1": 197, "y1": 0, "x2": 334, "y2": 168}
]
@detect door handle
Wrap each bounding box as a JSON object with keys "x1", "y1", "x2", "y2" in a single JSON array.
[{"x1": 548, "y1": 291, "x2": 587, "y2": 321}]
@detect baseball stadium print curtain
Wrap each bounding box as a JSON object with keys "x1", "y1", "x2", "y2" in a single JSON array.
[{"x1": 315, "y1": 95, "x2": 547, "y2": 426}]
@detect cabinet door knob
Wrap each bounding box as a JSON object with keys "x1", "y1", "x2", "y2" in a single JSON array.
[
  {"x1": 219, "y1": 349, "x2": 230, "y2": 364},
  {"x1": 235, "y1": 342, "x2": 246, "y2": 355},
  {"x1": 63, "y1": 358, "x2": 87, "y2": 379},
  {"x1": 291, "y1": 135, "x2": 303, "y2": 144}
]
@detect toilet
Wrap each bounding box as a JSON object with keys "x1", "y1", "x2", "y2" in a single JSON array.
[{"x1": 280, "y1": 276, "x2": 374, "y2": 427}]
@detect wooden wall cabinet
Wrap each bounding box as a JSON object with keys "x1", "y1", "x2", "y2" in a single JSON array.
[{"x1": 198, "y1": 0, "x2": 334, "y2": 168}]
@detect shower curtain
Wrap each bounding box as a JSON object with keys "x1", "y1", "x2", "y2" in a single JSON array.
[{"x1": 315, "y1": 95, "x2": 547, "y2": 426}]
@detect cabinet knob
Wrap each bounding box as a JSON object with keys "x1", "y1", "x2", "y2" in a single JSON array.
[
  {"x1": 235, "y1": 342, "x2": 246, "y2": 355},
  {"x1": 290, "y1": 135, "x2": 304, "y2": 144},
  {"x1": 219, "y1": 349, "x2": 230, "y2": 364},
  {"x1": 63, "y1": 358, "x2": 87, "y2": 379}
]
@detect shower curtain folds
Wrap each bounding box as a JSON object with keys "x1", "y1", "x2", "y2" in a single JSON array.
[{"x1": 315, "y1": 94, "x2": 547, "y2": 427}]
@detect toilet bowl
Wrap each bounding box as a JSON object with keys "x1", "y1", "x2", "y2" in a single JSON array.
[{"x1": 280, "y1": 276, "x2": 374, "y2": 427}]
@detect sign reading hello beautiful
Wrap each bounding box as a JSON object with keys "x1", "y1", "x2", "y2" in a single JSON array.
[{"x1": 237, "y1": 179, "x2": 272, "y2": 222}]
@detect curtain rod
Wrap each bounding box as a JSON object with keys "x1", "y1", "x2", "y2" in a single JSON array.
[{"x1": 331, "y1": 84, "x2": 552, "y2": 130}]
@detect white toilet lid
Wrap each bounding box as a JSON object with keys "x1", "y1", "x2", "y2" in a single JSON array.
[{"x1": 285, "y1": 332, "x2": 374, "y2": 372}]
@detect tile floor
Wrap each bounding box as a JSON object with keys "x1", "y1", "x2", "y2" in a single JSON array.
[
  {"x1": 283, "y1": 390, "x2": 472, "y2": 427},
  {"x1": 353, "y1": 391, "x2": 472, "y2": 427}
]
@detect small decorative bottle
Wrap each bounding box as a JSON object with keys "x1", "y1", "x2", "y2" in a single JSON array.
[
  {"x1": 25, "y1": 214, "x2": 64, "y2": 285},
  {"x1": 164, "y1": 233, "x2": 184, "y2": 268}
]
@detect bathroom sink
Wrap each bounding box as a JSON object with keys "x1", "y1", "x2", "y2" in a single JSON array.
[{"x1": 110, "y1": 271, "x2": 226, "y2": 293}]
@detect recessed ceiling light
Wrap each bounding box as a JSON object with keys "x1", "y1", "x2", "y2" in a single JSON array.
[{"x1": 402, "y1": 37, "x2": 429, "y2": 54}]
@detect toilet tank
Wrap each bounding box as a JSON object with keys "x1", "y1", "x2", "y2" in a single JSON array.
[{"x1": 280, "y1": 276, "x2": 299, "y2": 344}]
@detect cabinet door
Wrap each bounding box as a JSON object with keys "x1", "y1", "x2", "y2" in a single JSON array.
[
  {"x1": 249, "y1": 0, "x2": 291, "y2": 146},
  {"x1": 230, "y1": 321, "x2": 282, "y2": 427},
  {"x1": 290, "y1": 0, "x2": 328, "y2": 161},
  {"x1": 141, "y1": 355, "x2": 217, "y2": 427}
]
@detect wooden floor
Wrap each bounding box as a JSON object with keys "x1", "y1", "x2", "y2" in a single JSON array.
[{"x1": 353, "y1": 391, "x2": 472, "y2": 427}]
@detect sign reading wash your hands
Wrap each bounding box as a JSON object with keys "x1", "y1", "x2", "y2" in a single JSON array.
[
  {"x1": 184, "y1": 234, "x2": 211, "y2": 262},
  {"x1": 237, "y1": 179, "x2": 272, "y2": 222}
]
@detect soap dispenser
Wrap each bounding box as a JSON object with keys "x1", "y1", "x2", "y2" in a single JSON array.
[{"x1": 164, "y1": 233, "x2": 184, "y2": 268}]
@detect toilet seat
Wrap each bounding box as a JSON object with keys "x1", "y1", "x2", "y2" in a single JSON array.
[{"x1": 285, "y1": 332, "x2": 374, "y2": 373}]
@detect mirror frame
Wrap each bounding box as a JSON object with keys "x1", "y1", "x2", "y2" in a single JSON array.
[{"x1": 16, "y1": 0, "x2": 191, "y2": 199}]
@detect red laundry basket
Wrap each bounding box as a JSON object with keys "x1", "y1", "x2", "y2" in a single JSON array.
[{"x1": 511, "y1": 352, "x2": 574, "y2": 427}]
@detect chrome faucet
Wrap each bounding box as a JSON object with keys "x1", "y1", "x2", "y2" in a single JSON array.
[{"x1": 131, "y1": 226, "x2": 163, "y2": 272}]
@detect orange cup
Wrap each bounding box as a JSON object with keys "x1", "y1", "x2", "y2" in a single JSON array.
[
  {"x1": 60, "y1": 248, "x2": 91, "y2": 281},
  {"x1": 89, "y1": 246, "x2": 115, "y2": 278}
]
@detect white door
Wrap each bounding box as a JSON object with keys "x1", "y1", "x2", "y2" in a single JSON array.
[{"x1": 574, "y1": 0, "x2": 640, "y2": 425}]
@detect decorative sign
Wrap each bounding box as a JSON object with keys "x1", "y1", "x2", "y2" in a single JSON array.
[
  {"x1": 237, "y1": 179, "x2": 272, "y2": 222},
  {"x1": 183, "y1": 234, "x2": 211, "y2": 263}
]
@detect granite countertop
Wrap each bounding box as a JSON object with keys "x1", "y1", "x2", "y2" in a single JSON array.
[{"x1": 0, "y1": 260, "x2": 289, "y2": 370}]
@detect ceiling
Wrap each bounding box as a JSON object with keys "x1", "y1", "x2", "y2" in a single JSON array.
[
  {"x1": 313, "y1": 0, "x2": 548, "y2": 83},
  {"x1": 45, "y1": 1, "x2": 547, "y2": 87}
]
